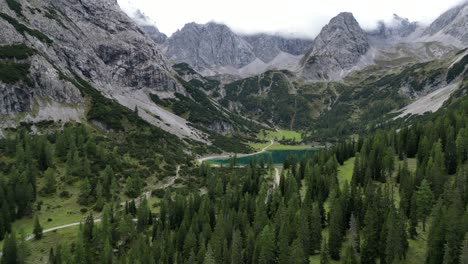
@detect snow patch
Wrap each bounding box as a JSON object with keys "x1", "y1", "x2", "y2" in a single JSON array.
[{"x1": 395, "y1": 82, "x2": 461, "y2": 119}]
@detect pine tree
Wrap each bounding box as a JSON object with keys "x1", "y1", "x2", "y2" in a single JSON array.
[
  {"x1": 415, "y1": 179, "x2": 433, "y2": 231},
  {"x1": 33, "y1": 215, "x2": 43, "y2": 240},
  {"x1": 361, "y1": 203, "x2": 381, "y2": 264},
  {"x1": 320, "y1": 239, "x2": 330, "y2": 264},
  {"x1": 1, "y1": 232, "x2": 18, "y2": 264},
  {"x1": 343, "y1": 245, "x2": 358, "y2": 264},
  {"x1": 310, "y1": 204, "x2": 322, "y2": 254},
  {"x1": 203, "y1": 245, "x2": 216, "y2": 264},
  {"x1": 442, "y1": 194, "x2": 464, "y2": 264},
  {"x1": 257, "y1": 225, "x2": 275, "y2": 264},
  {"x1": 125, "y1": 175, "x2": 142, "y2": 198},
  {"x1": 328, "y1": 198, "x2": 343, "y2": 260},
  {"x1": 426, "y1": 202, "x2": 446, "y2": 264},
  {"x1": 230, "y1": 229, "x2": 242, "y2": 264},
  {"x1": 409, "y1": 196, "x2": 418, "y2": 239},
  {"x1": 349, "y1": 214, "x2": 360, "y2": 253},
  {"x1": 289, "y1": 238, "x2": 306, "y2": 264},
  {"x1": 42, "y1": 168, "x2": 57, "y2": 195}
]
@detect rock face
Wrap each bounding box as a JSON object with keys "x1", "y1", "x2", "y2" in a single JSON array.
[
  {"x1": 0, "y1": 0, "x2": 210, "y2": 141},
  {"x1": 162, "y1": 22, "x2": 313, "y2": 76},
  {"x1": 163, "y1": 22, "x2": 257, "y2": 76},
  {"x1": 243, "y1": 33, "x2": 313, "y2": 63},
  {"x1": 141, "y1": 25, "x2": 168, "y2": 44},
  {"x1": 422, "y1": 2, "x2": 468, "y2": 46},
  {"x1": 300, "y1": 12, "x2": 370, "y2": 80}
]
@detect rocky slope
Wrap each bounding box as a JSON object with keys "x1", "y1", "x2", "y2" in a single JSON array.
[
  {"x1": 0, "y1": 0, "x2": 262, "y2": 143},
  {"x1": 300, "y1": 12, "x2": 370, "y2": 80},
  {"x1": 243, "y1": 33, "x2": 313, "y2": 63},
  {"x1": 163, "y1": 22, "x2": 257, "y2": 76},
  {"x1": 422, "y1": 1, "x2": 468, "y2": 47},
  {"x1": 161, "y1": 21, "x2": 313, "y2": 77}
]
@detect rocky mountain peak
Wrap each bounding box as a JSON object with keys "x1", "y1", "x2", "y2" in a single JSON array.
[
  {"x1": 422, "y1": 1, "x2": 468, "y2": 46},
  {"x1": 300, "y1": 12, "x2": 369, "y2": 80},
  {"x1": 163, "y1": 21, "x2": 257, "y2": 75}
]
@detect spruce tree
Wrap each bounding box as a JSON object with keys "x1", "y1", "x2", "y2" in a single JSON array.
[
  {"x1": 43, "y1": 168, "x2": 57, "y2": 195},
  {"x1": 320, "y1": 239, "x2": 330, "y2": 264},
  {"x1": 33, "y1": 215, "x2": 43, "y2": 240},
  {"x1": 310, "y1": 204, "x2": 322, "y2": 254},
  {"x1": 415, "y1": 179, "x2": 433, "y2": 231},
  {"x1": 328, "y1": 198, "x2": 343, "y2": 260},
  {"x1": 1, "y1": 232, "x2": 18, "y2": 264}
]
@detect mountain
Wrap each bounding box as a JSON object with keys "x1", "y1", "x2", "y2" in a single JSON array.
[
  {"x1": 141, "y1": 25, "x2": 168, "y2": 44},
  {"x1": 300, "y1": 12, "x2": 370, "y2": 80},
  {"x1": 0, "y1": 0, "x2": 266, "y2": 150},
  {"x1": 134, "y1": 12, "x2": 168, "y2": 45},
  {"x1": 161, "y1": 22, "x2": 313, "y2": 77},
  {"x1": 422, "y1": 1, "x2": 468, "y2": 46},
  {"x1": 163, "y1": 22, "x2": 257, "y2": 76},
  {"x1": 243, "y1": 33, "x2": 313, "y2": 63},
  {"x1": 126, "y1": 9, "x2": 168, "y2": 44},
  {"x1": 0, "y1": 0, "x2": 207, "y2": 139}
]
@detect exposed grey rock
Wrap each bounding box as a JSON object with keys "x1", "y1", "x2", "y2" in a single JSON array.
[
  {"x1": 141, "y1": 25, "x2": 167, "y2": 44},
  {"x1": 423, "y1": 1, "x2": 468, "y2": 45},
  {"x1": 163, "y1": 22, "x2": 257, "y2": 75},
  {"x1": 243, "y1": 33, "x2": 313, "y2": 63},
  {"x1": 161, "y1": 22, "x2": 313, "y2": 76},
  {"x1": 300, "y1": 12, "x2": 370, "y2": 80},
  {"x1": 0, "y1": 0, "x2": 211, "y2": 141}
]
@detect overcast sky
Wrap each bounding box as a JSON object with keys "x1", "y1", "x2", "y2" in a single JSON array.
[{"x1": 117, "y1": 0, "x2": 465, "y2": 38}]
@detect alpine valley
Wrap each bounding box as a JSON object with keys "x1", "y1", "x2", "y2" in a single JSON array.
[{"x1": 0, "y1": 0, "x2": 467, "y2": 263}]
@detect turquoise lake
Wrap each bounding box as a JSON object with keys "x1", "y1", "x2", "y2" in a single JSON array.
[{"x1": 207, "y1": 149, "x2": 320, "y2": 166}]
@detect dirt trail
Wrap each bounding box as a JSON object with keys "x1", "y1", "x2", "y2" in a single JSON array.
[{"x1": 197, "y1": 139, "x2": 274, "y2": 163}]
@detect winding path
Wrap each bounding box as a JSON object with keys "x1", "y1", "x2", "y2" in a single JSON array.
[
  {"x1": 0, "y1": 166, "x2": 182, "y2": 254},
  {"x1": 197, "y1": 139, "x2": 275, "y2": 163}
]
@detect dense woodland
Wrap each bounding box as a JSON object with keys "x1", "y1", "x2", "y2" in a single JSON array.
[{"x1": 0, "y1": 94, "x2": 466, "y2": 263}]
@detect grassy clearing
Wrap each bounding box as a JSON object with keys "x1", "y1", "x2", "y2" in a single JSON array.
[
  {"x1": 258, "y1": 129, "x2": 302, "y2": 141},
  {"x1": 248, "y1": 141, "x2": 315, "y2": 151},
  {"x1": 397, "y1": 157, "x2": 417, "y2": 172},
  {"x1": 25, "y1": 226, "x2": 79, "y2": 264},
  {"x1": 11, "y1": 180, "x2": 89, "y2": 237},
  {"x1": 337, "y1": 157, "x2": 355, "y2": 188},
  {"x1": 248, "y1": 129, "x2": 312, "y2": 151}
]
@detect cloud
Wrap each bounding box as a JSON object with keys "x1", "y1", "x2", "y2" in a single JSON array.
[{"x1": 117, "y1": 0, "x2": 465, "y2": 38}]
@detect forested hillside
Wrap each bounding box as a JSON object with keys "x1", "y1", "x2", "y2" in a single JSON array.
[{"x1": 2, "y1": 88, "x2": 466, "y2": 263}]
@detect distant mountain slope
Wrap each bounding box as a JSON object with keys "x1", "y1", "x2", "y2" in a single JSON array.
[
  {"x1": 160, "y1": 21, "x2": 313, "y2": 77},
  {"x1": 422, "y1": 1, "x2": 468, "y2": 46},
  {"x1": 0, "y1": 0, "x2": 263, "y2": 151},
  {"x1": 243, "y1": 33, "x2": 313, "y2": 63},
  {"x1": 300, "y1": 12, "x2": 370, "y2": 81}
]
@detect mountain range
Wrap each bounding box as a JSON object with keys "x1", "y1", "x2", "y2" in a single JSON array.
[
  {"x1": 128, "y1": 3, "x2": 468, "y2": 80},
  {"x1": 0, "y1": 0, "x2": 467, "y2": 151}
]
